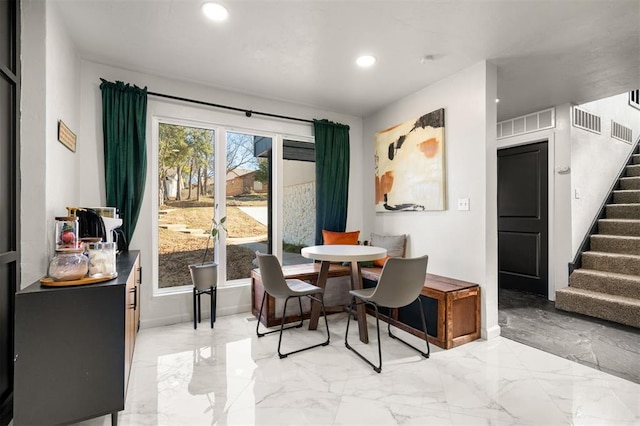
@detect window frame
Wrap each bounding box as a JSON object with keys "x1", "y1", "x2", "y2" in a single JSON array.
[{"x1": 151, "y1": 111, "x2": 314, "y2": 297}]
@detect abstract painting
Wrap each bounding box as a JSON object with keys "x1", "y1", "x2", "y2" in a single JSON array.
[{"x1": 374, "y1": 108, "x2": 445, "y2": 212}]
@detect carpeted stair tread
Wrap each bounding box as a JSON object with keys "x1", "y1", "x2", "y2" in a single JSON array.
[
  {"x1": 582, "y1": 251, "x2": 640, "y2": 275},
  {"x1": 619, "y1": 176, "x2": 640, "y2": 190},
  {"x1": 555, "y1": 287, "x2": 640, "y2": 328},
  {"x1": 605, "y1": 203, "x2": 640, "y2": 219},
  {"x1": 590, "y1": 234, "x2": 640, "y2": 255},
  {"x1": 569, "y1": 269, "x2": 640, "y2": 300},
  {"x1": 598, "y1": 218, "x2": 640, "y2": 236},
  {"x1": 560, "y1": 146, "x2": 640, "y2": 328},
  {"x1": 613, "y1": 190, "x2": 640, "y2": 204},
  {"x1": 625, "y1": 164, "x2": 640, "y2": 176}
]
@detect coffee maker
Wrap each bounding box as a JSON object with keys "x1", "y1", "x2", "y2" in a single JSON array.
[
  {"x1": 70, "y1": 207, "x2": 125, "y2": 250},
  {"x1": 89, "y1": 207, "x2": 123, "y2": 245}
]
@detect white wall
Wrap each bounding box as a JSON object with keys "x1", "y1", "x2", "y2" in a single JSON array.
[
  {"x1": 76, "y1": 59, "x2": 363, "y2": 328},
  {"x1": 20, "y1": 1, "x2": 80, "y2": 287},
  {"x1": 571, "y1": 94, "x2": 640, "y2": 255},
  {"x1": 362, "y1": 61, "x2": 500, "y2": 339},
  {"x1": 45, "y1": 2, "x2": 81, "y2": 242}
]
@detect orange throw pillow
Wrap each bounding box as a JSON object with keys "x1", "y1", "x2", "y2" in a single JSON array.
[
  {"x1": 322, "y1": 230, "x2": 360, "y2": 245},
  {"x1": 373, "y1": 256, "x2": 391, "y2": 267}
]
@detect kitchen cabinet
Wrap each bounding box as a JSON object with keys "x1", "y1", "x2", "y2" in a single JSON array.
[{"x1": 13, "y1": 251, "x2": 141, "y2": 425}]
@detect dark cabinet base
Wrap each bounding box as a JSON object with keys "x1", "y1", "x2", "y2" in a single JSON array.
[{"x1": 14, "y1": 251, "x2": 140, "y2": 426}]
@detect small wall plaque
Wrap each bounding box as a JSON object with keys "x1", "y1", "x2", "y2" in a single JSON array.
[{"x1": 58, "y1": 120, "x2": 77, "y2": 152}]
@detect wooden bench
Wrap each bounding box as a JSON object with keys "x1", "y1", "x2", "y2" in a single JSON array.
[
  {"x1": 361, "y1": 268, "x2": 481, "y2": 349},
  {"x1": 250, "y1": 263, "x2": 481, "y2": 349}
]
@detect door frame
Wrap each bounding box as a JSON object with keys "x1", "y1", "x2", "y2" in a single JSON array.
[
  {"x1": 497, "y1": 133, "x2": 556, "y2": 300},
  {"x1": 1, "y1": 0, "x2": 20, "y2": 423}
]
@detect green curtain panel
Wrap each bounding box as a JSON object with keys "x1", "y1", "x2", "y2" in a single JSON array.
[
  {"x1": 100, "y1": 79, "x2": 148, "y2": 250},
  {"x1": 314, "y1": 119, "x2": 350, "y2": 245}
]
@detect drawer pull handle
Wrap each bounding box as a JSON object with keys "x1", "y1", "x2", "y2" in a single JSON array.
[{"x1": 130, "y1": 286, "x2": 137, "y2": 310}]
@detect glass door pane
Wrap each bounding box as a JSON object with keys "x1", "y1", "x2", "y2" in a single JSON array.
[
  {"x1": 157, "y1": 122, "x2": 216, "y2": 289},
  {"x1": 224, "y1": 132, "x2": 269, "y2": 282},
  {"x1": 282, "y1": 140, "x2": 315, "y2": 265}
]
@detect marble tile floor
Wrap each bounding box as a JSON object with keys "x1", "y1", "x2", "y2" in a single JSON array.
[
  {"x1": 78, "y1": 313, "x2": 640, "y2": 426},
  {"x1": 499, "y1": 288, "x2": 640, "y2": 384}
]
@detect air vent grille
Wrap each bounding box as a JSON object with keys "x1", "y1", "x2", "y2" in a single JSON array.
[
  {"x1": 630, "y1": 90, "x2": 640, "y2": 110},
  {"x1": 497, "y1": 107, "x2": 555, "y2": 139},
  {"x1": 611, "y1": 120, "x2": 632, "y2": 144},
  {"x1": 572, "y1": 106, "x2": 601, "y2": 134}
]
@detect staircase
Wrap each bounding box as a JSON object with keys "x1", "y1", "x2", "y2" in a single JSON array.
[{"x1": 556, "y1": 146, "x2": 640, "y2": 328}]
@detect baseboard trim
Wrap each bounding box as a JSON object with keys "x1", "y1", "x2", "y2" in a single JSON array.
[
  {"x1": 483, "y1": 324, "x2": 501, "y2": 340},
  {"x1": 140, "y1": 304, "x2": 252, "y2": 329}
]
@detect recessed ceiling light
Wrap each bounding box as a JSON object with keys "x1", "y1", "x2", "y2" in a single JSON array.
[
  {"x1": 201, "y1": 2, "x2": 229, "y2": 22},
  {"x1": 356, "y1": 55, "x2": 376, "y2": 68},
  {"x1": 495, "y1": 98, "x2": 500, "y2": 103}
]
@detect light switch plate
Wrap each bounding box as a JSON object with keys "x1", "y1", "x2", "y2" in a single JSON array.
[{"x1": 458, "y1": 198, "x2": 470, "y2": 211}]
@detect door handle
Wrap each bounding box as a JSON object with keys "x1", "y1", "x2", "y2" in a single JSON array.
[{"x1": 130, "y1": 286, "x2": 137, "y2": 310}]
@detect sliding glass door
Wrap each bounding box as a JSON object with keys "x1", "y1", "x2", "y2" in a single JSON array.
[{"x1": 155, "y1": 117, "x2": 313, "y2": 290}]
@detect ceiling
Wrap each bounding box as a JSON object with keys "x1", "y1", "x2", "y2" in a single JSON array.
[{"x1": 52, "y1": 0, "x2": 640, "y2": 121}]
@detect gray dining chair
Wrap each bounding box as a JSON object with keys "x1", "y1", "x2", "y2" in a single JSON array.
[
  {"x1": 345, "y1": 255, "x2": 430, "y2": 373},
  {"x1": 255, "y1": 252, "x2": 330, "y2": 358}
]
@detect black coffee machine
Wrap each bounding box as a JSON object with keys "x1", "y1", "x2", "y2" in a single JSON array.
[
  {"x1": 76, "y1": 208, "x2": 106, "y2": 240},
  {"x1": 73, "y1": 207, "x2": 127, "y2": 252}
]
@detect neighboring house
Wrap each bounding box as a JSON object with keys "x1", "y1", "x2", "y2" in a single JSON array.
[
  {"x1": 163, "y1": 170, "x2": 179, "y2": 199},
  {"x1": 226, "y1": 169, "x2": 267, "y2": 196}
]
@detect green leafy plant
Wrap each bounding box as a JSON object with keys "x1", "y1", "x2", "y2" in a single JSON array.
[
  {"x1": 210, "y1": 215, "x2": 227, "y2": 240},
  {"x1": 201, "y1": 206, "x2": 226, "y2": 264}
]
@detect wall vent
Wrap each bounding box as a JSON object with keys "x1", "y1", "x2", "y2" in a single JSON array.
[
  {"x1": 497, "y1": 107, "x2": 555, "y2": 139},
  {"x1": 611, "y1": 120, "x2": 633, "y2": 144},
  {"x1": 630, "y1": 90, "x2": 640, "y2": 111},
  {"x1": 572, "y1": 106, "x2": 601, "y2": 134}
]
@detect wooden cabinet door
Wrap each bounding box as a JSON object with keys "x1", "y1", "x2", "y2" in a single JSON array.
[
  {"x1": 134, "y1": 257, "x2": 141, "y2": 333},
  {"x1": 124, "y1": 254, "x2": 140, "y2": 394}
]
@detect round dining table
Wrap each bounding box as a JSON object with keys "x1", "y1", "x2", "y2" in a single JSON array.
[{"x1": 301, "y1": 244, "x2": 387, "y2": 344}]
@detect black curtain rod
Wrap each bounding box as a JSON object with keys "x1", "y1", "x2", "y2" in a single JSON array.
[{"x1": 147, "y1": 91, "x2": 314, "y2": 124}]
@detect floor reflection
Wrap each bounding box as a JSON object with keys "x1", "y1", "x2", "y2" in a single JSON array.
[{"x1": 76, "y1": 313, "x2": 640, "y2": 425}]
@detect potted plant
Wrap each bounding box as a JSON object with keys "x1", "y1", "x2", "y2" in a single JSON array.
[{"x1": 189, "y1": 211, "x2": 226, "y2": 291}]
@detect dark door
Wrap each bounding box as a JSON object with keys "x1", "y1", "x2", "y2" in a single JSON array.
[
  {"x1": 498, "y1": 142, "x2": 548, "y2": 296},
  {"x1": 0, "y1": 0, "x2": 20, "y2": 424}
]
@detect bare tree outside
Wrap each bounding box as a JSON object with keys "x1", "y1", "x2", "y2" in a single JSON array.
[{"x1": 158, "y1": 124, "x2": 188, "y2": 206}]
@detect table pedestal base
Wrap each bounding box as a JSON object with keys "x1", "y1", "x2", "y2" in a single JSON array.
[{"x1": 309, "y1": 260, "x2": 369, "y2": 343}]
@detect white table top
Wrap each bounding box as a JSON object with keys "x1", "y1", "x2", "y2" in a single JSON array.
[{"x1": 301, "y1": 245, "x2": 387, "y2": 262}]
